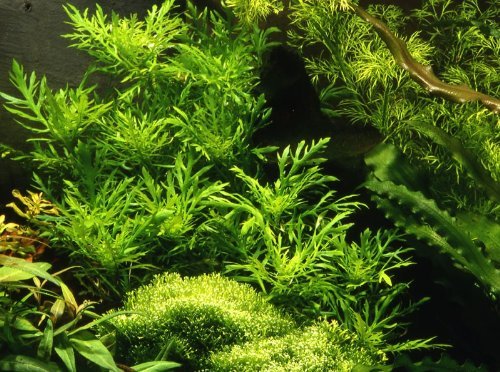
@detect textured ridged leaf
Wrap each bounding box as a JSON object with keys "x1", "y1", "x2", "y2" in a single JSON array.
[{"x1": 365, "y1": 180, "x2": 500, "y2": 293}]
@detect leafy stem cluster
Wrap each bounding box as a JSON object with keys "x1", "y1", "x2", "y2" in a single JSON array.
[{"x1": 0, "y1": 0, "x2": 456, "y2": 369}]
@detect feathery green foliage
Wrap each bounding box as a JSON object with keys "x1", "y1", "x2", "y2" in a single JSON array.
[
  {"x1": 0, "y1": 1, "x2": 275, "y2": 298},
  {"x1": 209, "y1": 139, "x2": 429, "y2": 353},
  {"x1": 0, "y1": 0, "x2": 444, "y2": 366},
  {"x1": 287, "y1": 0, "x2": 500, "y2": 217}
]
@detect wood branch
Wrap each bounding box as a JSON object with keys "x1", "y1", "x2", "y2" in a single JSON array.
[{"x1": 352, "y1": 4, "x2": 500, "y2": 114}]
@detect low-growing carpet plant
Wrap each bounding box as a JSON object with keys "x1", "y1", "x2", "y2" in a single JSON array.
[
  {"x1": 107, "y1": 272, "x2": 379, "y2": 370},
  {"x1": 4, "y1": 0, "x2": 491, "y2": 369}
]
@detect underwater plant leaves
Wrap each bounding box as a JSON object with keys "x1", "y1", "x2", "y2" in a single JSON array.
[
  {"x1": 69, "y1": 330, "x2": 120, "y2": 371},
  {"x1": 37, "y1": 319, "x2": 54, "y2": 361},
  {"x1": 407, "y1": 120, "x2": 500, "y2": 202},
  {"x1": 364, "y1": 143, "x2": 425, "y2": 191},
  {"x1": 0, "y1": 355, "x2": 63, "y2": 372},
  {"x1": 456, "y1": 212, "x2": 500, "y2": 263},
  {"x1": 130, "y1": 360, "x2": 182, "y2": 371},
  {"x1": 54, "y1": 333, "x2": 77, "y2": 372},
  {"x1": 364, "y1": 180, "x2": 500, "y2": 294},
  {"x1": 0, "y1": 256, "x2": 52, "y2": 283}
]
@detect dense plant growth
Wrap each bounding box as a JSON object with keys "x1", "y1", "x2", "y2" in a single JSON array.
[
  {"x1": 1, "y1": 0, "x2": 499, "y2": 370},
  {"x1": 107, "y1": 273, "x2": 379, "y2": 370},
  {"x1": 226, "y1": 0, "x2": 500, "y2": 298}
]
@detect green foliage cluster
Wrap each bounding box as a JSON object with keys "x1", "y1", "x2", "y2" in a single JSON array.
[
  {"x1": 0, "y1": 255, "x2": 127, "y2": 371},
  {"x1": 287, "y1": 0, "x2": 499, "y2": 215},
  {"x1": 364, "y1": 144, "x2": 500, "y2": 296},
  {"x1": 209, "y1": 139, "x2": 423, "y2": 352},
  {"x1": 287, "y1": 0, "x2": 500, "y2": 298},
  {"x1": 210, "y1": 321, "x2": 377, "y2": 371},
  {"x1": 109, "y1": 272, "x2": 379, "y2": 370},
  {"x1": 0, "y1": 0, "x2": 275, "y2": 299},
  {"x1": 2, "y1": 0, "x2": 481, "y2": 369},
  {"x1": 225, "y1": 0, "x2": 500, "y2": 299}
]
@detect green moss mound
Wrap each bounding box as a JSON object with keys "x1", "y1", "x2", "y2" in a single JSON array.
[
  {"x1": 109, "y1": 272, "x2": 379, "y2": 370},
  {"x1": 210, "y1": 321, "x2": 379, "y2": 371},
  {"x1": 109, "y1": 273, "x2": 294, "y2": 368}
]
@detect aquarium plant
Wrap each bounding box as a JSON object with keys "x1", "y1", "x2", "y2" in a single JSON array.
[
  {"x1": 6, "y1": 0, "x2": 496, "y2": 369},
  {"x1": 224, "y1": 0, "x2": 500, "y2": 296},
  {"x1": 108, "y1": 272, "x2": 379, "y2": 370}
]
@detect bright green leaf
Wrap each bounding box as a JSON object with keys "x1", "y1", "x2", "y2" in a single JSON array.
[
  {"x1": 379, "y1": 271, "x2": 392, "y2": 286},
  {"x1": 0, "y1": 255, "x2": 58, "y2": 285},
  {"x1": 131, "y1": 360, "x2": 182, "y2": 371},
  {"x1": 0, "y1": 262, "x2": 51, "y2": 282}
]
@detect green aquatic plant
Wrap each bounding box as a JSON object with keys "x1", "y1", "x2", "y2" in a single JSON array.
[
  {"x1": 107, "y1": 273, "x2": 295, "y2": 369},
  {"x1": 225, "y1": 0, "x2": 499, "y2": 216},
  {"x1": 108, "y1": 272, "x2": 380, "y2": 370},
  {"x1": 0, "y1": 1, "x2": 275, "y2": 298},
  {"x1": 210, "y1": 320, "x2": 378, "y2": 371},
  {"x1": 0, "y1": 0, "x2": 439, "y2": 365},
  {"x1": 0, "y1": 256, "x2": 118, "y2": 371},
  {"x1": 209, "y1": 139, "x2": 431, "y2": 354},
  {"x1": 288, "y1": 0, "x2": 499, "y2": 213},
  {"x1": 364, "y1": 144, "x2": 500, "y2": 297}
]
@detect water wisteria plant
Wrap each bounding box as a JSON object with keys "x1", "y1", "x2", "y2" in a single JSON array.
[{"x1": 1, "y1": 0, "x2": 498, "y2": 370}]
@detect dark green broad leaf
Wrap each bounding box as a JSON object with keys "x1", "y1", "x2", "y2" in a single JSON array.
[
  {"x1": 37, "y1": 319, "x2": 54, "y2": 361},
  {"x1": 54, "y1": 333, "x2": 76, "y2": 372},
  {"x1": 132, "y1": 360, "x2": 182, "y2": 371},
  {"x1": 0, "y1": 355, "x2": 63, "y2": 372},
  {"x1": 69, "y1": 330, "x2": 120, "y2": 372}
]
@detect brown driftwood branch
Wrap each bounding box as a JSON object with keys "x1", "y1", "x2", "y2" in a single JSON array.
[{"x1": 352, "y1": 4, "x2": 500, "y2": 114}]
